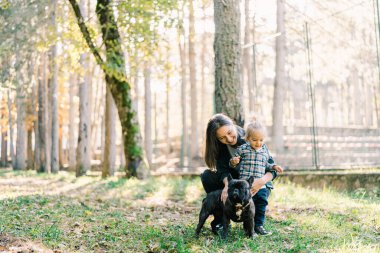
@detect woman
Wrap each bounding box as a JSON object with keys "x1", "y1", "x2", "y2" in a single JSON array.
[{"x1": 202, "y1": 113, "x2": 278, "y2": 232}]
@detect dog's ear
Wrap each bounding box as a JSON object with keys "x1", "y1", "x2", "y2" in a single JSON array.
[
  {"x1": 227, "y1": 174, "x2": 233, "y2": 182},
  {"x1": 247, "y1": 176, "x2": 254, "y2": 187}
]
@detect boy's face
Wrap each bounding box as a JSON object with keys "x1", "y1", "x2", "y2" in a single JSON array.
[{"x1": 247, "y1": 131, "x2": 265, "y2": 150}]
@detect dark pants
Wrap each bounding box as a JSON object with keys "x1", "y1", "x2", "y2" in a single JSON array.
[
  {"x1": 200, "y1": 170, "x2": 225, "y2": 193},
  {"x1": 252, "y1": 188, "x2": 270, "y2": 227}
]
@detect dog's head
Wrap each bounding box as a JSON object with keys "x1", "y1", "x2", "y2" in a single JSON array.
[{"x1": 227, "y1": 175, "x2": 254, "y2": 205}]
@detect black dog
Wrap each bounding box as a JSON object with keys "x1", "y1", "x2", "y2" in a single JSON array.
[{"x1": 195, "y1": 175, "x2": 256, "y2": 239}]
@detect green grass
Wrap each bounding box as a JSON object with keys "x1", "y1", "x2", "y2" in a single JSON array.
[{"x1": 0, "y1": 170, "x2": 379, "y2": 252}]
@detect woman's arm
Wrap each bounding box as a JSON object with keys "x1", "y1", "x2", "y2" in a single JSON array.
[
  {"x1": 250, "y1": 172, "x2": 273, "y2": 196},
  {"x1": 221, "y1": 177, "x2": 228, "y2": 203}
]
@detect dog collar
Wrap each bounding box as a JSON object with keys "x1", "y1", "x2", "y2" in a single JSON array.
[{"x1": 235, "y1": 201, "x2": 251, "y2": 220}]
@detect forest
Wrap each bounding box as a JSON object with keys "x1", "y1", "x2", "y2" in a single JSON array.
[{"x1": 0, "y1": 0, "x2": 379, "y2": 252}]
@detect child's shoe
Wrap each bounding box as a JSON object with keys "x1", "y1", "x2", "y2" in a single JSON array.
[{"x1": 254, "y1": 226, "x2": 272, "y2": 236}]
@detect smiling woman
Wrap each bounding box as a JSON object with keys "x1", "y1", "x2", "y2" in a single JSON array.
[
  {"x1": 216, "y1": 124, "x2": 237, "y2": 145},
  {"x1": 201, "y1": 113, "x2": 278, "y2": 232}
]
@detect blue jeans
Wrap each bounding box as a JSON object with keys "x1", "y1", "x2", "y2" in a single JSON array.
[{"x1": 252, "y1": 188, "x2": 270, "y2": 227}]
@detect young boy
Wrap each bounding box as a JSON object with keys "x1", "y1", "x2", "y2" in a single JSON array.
[{"x1": 229, "y1": 119, "x2": 283, "y2": 236}]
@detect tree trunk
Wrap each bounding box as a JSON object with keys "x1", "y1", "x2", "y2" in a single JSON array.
[
  {"x1": 200, "y1": 3, "x2": 207, "y2": 130},
  {"x1": 132, "y1": 52, "x2": 140, "y2": 114},
  {"x1": 177, "y1": 4, "x2": 187, "y2": 168},
  {"x1": 244, "y1": 0, "x2": 254, "y2": 113},
  {"x1": 38, "y1": 53, "x2": 50, "y2": 173},
  {"x1": 103, "y1": 86, "x2": 116, "y2": 178},
  {"x1": 69, "y1": 74, "x2": 77, "y2": 171},
  {"x1": 1, "y1": 93, "x2": 7, "y2": 167},
  {"x1": 7, "y1": 90, "x2": 15, "y2": 168},
  {"x1": 165, "y1": 47, "x2": 171, "y2": 157},
  {"x1": 27, "y1": 61, "x2": 37, "y2": 171},
  {"x1": 76, "y1": 0, "x2": 92, "y2": 177},
  {"x1": 33, "y1": 88, "x2": 40, "y2": 171},
  {"x1": 144, "y1": 63, "x2": 152, "y2": 168},
  {"x1": 50, "y1": 0, "x2": 59, "y2": 173},
  {"x1": 69, "y1": 0, "x2": 148, "y2": 178},
  {"x1": 97, "y1": 0, "x2": 147, "y2": 178},
  {"x1": 272, "y1": 0, "x2": 286, "y2": 152},
  {"x1": 91, "y1": 66, "x2": 102, "y2": 156},
  {"x1": 1, "y1": 118, "x2": 7, "y2": 167},
  {"x1": 76, "y1": 52, "x2": 91, "y2": 176},
  {"x1": 189, "y1": 0, "x2": 198, "y2": 163},
  {"x1": 214, "y1": 0, "x2": 244, "y2": 127},
  {"x1": 27, "y1": 129, "x2": 33, "y2": 169},
  {"x1": 59, "y1": 132, "x2": 64, "y2": 169},
  {"x1": 15, "y1": 73, "x2": 26, "y2": 170},
  {"x1": 119, "y1": 136, "x2": 126, "y2": 168}
]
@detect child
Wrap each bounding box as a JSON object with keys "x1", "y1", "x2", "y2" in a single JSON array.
[{"x1": 229, "y1": 119, "x2": 283, "y2": 236}]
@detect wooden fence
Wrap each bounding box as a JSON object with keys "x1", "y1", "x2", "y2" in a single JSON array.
[{"x1": 152, "y1": 126, "x2": 380, "y2": 173}]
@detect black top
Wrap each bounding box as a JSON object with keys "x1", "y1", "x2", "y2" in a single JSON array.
[{"x1": 215, "y1": 126, "x2": 277, "y2": 186}]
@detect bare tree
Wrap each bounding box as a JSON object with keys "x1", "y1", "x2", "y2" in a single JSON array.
[
  {"x1": 144, "y1": 62, "x2": 152, "y2": 168},
  {"x1": 1, "y1": 117, "x2": 7, "y2": 167},
  {"x1": 103, "y1": 86, "x2": 116, "y2": 178},
  {"x1": 27, "y1": 62, "x2": 37, "y2": 170},
  {"x1": 15, "y1": 58, "x2": 26, "y2": 170},
  {"x1": 177, "y1": 2, "x2": 187, "y2": 168},
  {"x1": 50, "y1": 0, "x2": 59, "y2": 173},
  {"x1": 69, "y1": 74, "x2": 77, "y2": 171},
  {"x1": 165, "y1": 45, "x2": 172, "y2": 157},
  {"x1": 38, "y1": 54, "x2": 50, "y2": 173},
  {"x1": 189, "y1": 0, "x2": 198, "y2": 163},
  {"x1": 7, "y1": 90, "x2": 15, "y2": 168},
  {"x1": 76, "y1": 0, "x2": 92, "y2": 177},
  {"x1": 1, "y1": 95, "x2": 8, "y2": 167},
  {"x1": 33, "y1": 78, "x2": 40, "y2": 171},
  {"x1": 76, "y1": 53, "x2": 91, "y2": 176}
]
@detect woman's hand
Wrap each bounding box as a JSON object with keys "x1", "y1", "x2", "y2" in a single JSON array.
[
  {"x1": 251, "y1": 178, "x2": 265, "y2": 196},
  {"x1": 272, "y1": 165, "x2": 284, "y2": 173},
  {"x1": 221, "y1": 186, "x2": 228, "y2": 204}
]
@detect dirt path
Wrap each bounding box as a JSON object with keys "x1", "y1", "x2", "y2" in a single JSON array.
[{"x1": 0, "y1": 235, "x2": 55, "y2": 253}]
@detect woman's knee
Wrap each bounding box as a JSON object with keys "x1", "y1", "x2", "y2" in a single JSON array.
[
  {"x1": 201, "y1": 169, "x2": 213, "y2": 181},
  {"x1": 200, "y1": 170, "x2": 222, "y2": 193}
]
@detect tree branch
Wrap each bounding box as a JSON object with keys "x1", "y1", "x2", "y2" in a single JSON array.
[{"x1": 68, "y1": 0, "x2": 104, "y2": 66}]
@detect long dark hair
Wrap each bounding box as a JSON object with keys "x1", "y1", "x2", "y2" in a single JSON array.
[{"x1": 205, "y1": 113, "x2": 234, "y2": 169}]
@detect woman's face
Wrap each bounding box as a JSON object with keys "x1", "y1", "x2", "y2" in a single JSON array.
[{"x1": 216, "y1": 125, "x2": 237, "y2": 145}]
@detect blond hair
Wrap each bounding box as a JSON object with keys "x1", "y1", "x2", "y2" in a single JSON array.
[{"x1": 245, "y1": 117, "x2": 266, "y2": 140}]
